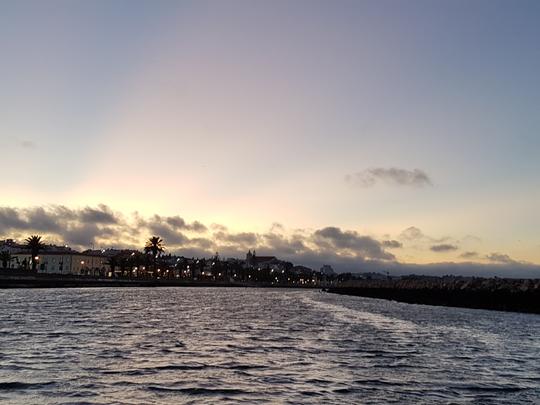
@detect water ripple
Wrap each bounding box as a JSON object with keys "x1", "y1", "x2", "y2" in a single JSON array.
[{"x1": 0, "y1": 287, "x2": 538, "y2": 404}]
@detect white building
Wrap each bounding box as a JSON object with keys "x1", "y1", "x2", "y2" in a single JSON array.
[{"x1": 12, "y1": 251, "x2": 110, "y2": 275}]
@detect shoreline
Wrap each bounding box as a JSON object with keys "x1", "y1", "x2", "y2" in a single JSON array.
[
  {"x1": 3, "y1": 271, "x2": 539, "y2": 315},
  {"x1": 0, "y1": 273, "x2": 317, "y2": 289}
]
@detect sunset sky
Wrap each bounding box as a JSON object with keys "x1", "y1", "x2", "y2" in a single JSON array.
[{"x1": 1, "y1": 1, "x2": 539, "y2": 275}]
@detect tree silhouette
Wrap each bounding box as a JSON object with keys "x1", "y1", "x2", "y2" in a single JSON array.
[
  {"x1": 145, "y1": 236, "x2": 164, "y2": 275},
  {"x1": 0, "y1": 251, "x2": 12, "y2": 269},
  {"x1": 106, "y1": 256, "x2": 119, "y2": 277},
  {"x1": 25, "y1": 235, "x2": 45, "y2": 272}
]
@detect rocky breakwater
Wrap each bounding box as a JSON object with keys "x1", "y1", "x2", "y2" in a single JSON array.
[{"x1": 326, "y1": 276, "x2": 540, "y2": 314}]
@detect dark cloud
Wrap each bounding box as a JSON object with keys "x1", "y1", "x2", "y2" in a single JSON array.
[
  {"x1": 64, "y1": 223, "x2": 102, "y2": 247},
  {"x1": 214, "y1": 231, "x2": 258, "y2": 246},
  {"x1": 346, "y1": 167, "x2": 432, "y2": 188},
  {"x1": 21, "y1": 207, "x2": 63, "y2": 233},
  {"x1": 189, "y1": 221, "x2": 207, "y2": 233},
  {"x1": 460, "y1": 251, "x2": 478, "y2": 259},
  {"x1": 382, "y1": 240, "x2": 402, "y2": 249},
  {"x1": 189, "y1": 237, "x2": 214, "y2": 250},
  {"x1": 0, "y1": 207, "x2": 28, "y2": 231},
  {"x1": 163, "y1": 215, "x2": 207, "y2": 232},
  {"x1": 383, "y1": 261, "x2": 540, "y2": 279},
  {"x1": 430, "y1": 244, "x2": 458, "y2": 252},
  {"x1": 145, "y1": 218, "x2": 189, "y2": 246},
  {"x1": 313, "y1": 227, "x2": 395, "y2": 261},
  {"x1": 0, "y1": 205, "x2": 130, "y2": 249},
  {"x1": 79, "y1": 205, "x2": 117, "y2": 224},
  {"x1": 262, "y1": 232, "x2": 307, "y2": 255}
]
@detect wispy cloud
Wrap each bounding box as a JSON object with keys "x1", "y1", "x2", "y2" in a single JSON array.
[
  {"x1": 399, "y1": 226, "x2": 425, "y2": 241},
  {"x1": 460, "y1": 251, "x2": 478, "y2": 259},
  {"x1": 485, "y1": 252, "x2": 521, "y2": 265},
  {"x1": 18, "y1": 139, "x2": 36, "y2": 149},
  {"x1": 346, "y1": 167, "x2": 432, "y2": 188}
]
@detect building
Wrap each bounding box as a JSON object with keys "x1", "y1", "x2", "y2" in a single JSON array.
[
  {"x1": 11, "y1": 247, "x2": 110, "y2": 275},
  {"x1": 245, "y1": 250, "x2": 277, "y2": 268},
  {"x1": 0, "y1": 239, "x2": 25, "y2": 254}
]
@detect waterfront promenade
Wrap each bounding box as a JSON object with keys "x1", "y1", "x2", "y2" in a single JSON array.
[{"x1": 0, "y1": 269, "x2": 317, "y2": 289}]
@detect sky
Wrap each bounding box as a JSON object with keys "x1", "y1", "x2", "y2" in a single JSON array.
[{"x1": 1, "y1": 0, "x2": 539, "y2": 276}]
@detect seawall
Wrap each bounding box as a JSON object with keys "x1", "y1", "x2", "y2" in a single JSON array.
[{"x1": 325, "y1": 278, "x2": 540, "y2": 314}]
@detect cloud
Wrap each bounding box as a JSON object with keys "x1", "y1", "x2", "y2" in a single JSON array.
[
  {"x1": 398, "y1": 226, "x2": 454, "y2": 248},
  {"x1": 1, "y1": 204, "x2": 539, "y2": 277},
  {"x1": 462, "y1": 234, "x2": 482, "y2": 243},
  {"x1": 19, "y1": 140, "x2": 36, "y2": 149},
  {"x1": 382, "y1": 261, "x2": 540, "y2": 279},
  {"x1": 312, "y1": 227, "x2": 395, "y2": 261},
  {"x1": 270, "y1": 222, "x2": 285, "y2": 233},
  {"x1": 63, "y1": 223, "x2": 103, "y2": 247},
  {"x1": 430, "y1": 244, "x2": 458, "y2": 252},
  {"x1": 460, "y1": 251, "x2": 478, "y2": 259},
  {"x1": 0, "y1": 207, "x2": 29, "y2": 231},
  {"x1": 400, "y1": 226, "x2": 424, "y2": 241},
  {"x1": 382, "y1": 240, "x2": 403, "y2": 248},
  {"x1": 79, "y1": 205, "x2": 118, "y2": 224},
  {"x1": 163, "y1": 216, "x2": 207, "y2": 232},
  {"x1": 346, "y1": 167, "x2": 432, "y2": 188},
  {"x1": 485, "y1": 252, "x2": 520, "y2": 265},
  {"x1": 214, "y1": 231, "x2": 258, "y2": 246}
]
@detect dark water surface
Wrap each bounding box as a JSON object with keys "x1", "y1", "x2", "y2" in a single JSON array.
[{"x1": 0, "y1": 288, "x2": 538, "y2": 404}]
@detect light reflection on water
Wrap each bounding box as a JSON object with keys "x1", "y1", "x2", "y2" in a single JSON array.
[{"x1": 0, "y1": 287, "x2": 538, "y2": 404}]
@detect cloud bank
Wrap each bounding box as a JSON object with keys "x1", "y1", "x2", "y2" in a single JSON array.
[{"x1": 1, "y1": 205, "x2": 539, "y2": 278}]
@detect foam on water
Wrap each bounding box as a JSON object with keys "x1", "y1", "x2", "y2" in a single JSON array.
[{"x1": 299, "y1": 294, "x2": 419, "y2": 334}]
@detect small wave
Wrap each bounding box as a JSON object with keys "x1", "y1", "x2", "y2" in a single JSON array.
[
  {"x1": 354, "y1": 378, "x2": 406, "y2": 386},
  {"x1": 155, "y1": 364, "x2": 210, "y2": 371},
  {"x1": 458, "y1": 384, "x2": 527, "y2": 393},
  {"x1": 0, "y1": 381, "x2": 56, "y2": 391},
  {"x1": 102, "y1": 369, "x2": 148, "y2": 376},
  {"x1": 300, "y1": 390, "x2": 325, "y2": 396},
  {"x1": 147, "y1": 385, "x2": 248, "y2": 396}
]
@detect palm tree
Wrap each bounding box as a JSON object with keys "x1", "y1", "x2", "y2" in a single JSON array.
[
  {"x1": 0, "y1": 251, "x2": 12, "y2": 269},
  {"x1": 25, "y1": 235, "x2": 45, "y2": 272},
  {"x1": 145, "y1": 236, "x2": 164, "y2": 276}
]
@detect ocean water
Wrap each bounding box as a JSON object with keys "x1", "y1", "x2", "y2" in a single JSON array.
[{"x1": 0, "y1": 287, "x2": 538, "y2": 404}]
